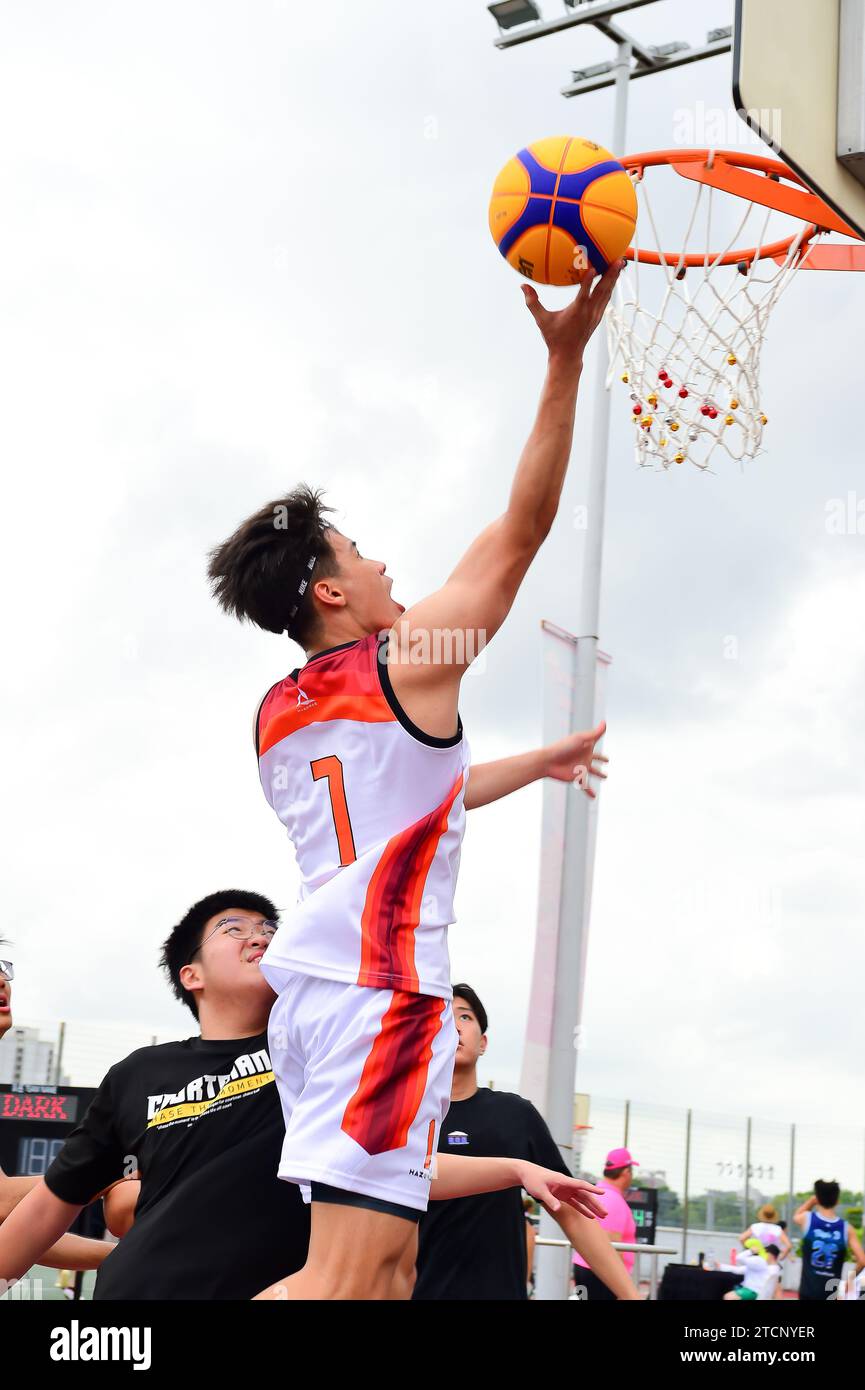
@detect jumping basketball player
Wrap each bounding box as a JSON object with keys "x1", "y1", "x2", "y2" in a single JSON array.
[{"x1": 207, "y1": 262, "x2": 622, "y2": 1299}]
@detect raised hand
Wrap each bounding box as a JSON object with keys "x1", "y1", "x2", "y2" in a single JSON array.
[
  {"x1": 517, "y1": 1161, "x2": 608, "y2": 1219},
  {"x1": 521, "y1": 260, "x2": 624, "y2": 366},
  {"x1": 543, "y1": 720, "x2": 608, "y2": 799}
]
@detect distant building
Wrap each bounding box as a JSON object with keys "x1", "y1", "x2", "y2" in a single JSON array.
[{"x1": 0, "y1": 1027, "x2": 69, "y2": 1086}]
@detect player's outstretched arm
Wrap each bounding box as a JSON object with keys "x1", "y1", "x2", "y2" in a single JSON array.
[
  {"x1": 1, "y1": 1176, "x2": 113, "y2": 1271},
  {"x1": 464, "y1": 723, "x2": 608, "y2": 810},
  {"x1": 32, "y1": 1233, "x2": 115, "y2": 1272},
  {"x1": 390, "y1": 263, "x2": 622, "y2": 680},
  {"x1": 0, "y1": 1180, "x2": 84, "y2": 1283},
  {"x1": 387, "y1": 266, "x2": 621, "y2": 739},
  {"x1": 555, "y1": 1204, "x2": 641, "y2": 1300},
  {"x1": 430, "y1": 1153, "x2": 607, "y2": 1221}
]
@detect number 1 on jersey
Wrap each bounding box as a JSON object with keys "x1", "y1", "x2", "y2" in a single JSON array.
[{"x1": 310, "y1": 755, "x2": 357, "y2": 866}]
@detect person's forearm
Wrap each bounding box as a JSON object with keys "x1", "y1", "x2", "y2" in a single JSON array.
[
  {"x1": 0, "y1": 1172, "x2": 40, "y2": 1221},
  {"x1": 506, "y1": 356, "x2": 582, "y2": 542},
  {"x1": 37, "y1": 1233, "x2": 115, "y2": 1272},
  {"x1": 0, "y1": 1180, "x2": 82, "y2": 1282},
  {"x1": 465, "y1": 749, "x2": 546, "y2": 811},
  {"x1": 430, "y1": 1153, "x2": 522, "y2": 1200},
  {"x1": 556, "y1": 1206, "x2": 639, "y2": 1300}
]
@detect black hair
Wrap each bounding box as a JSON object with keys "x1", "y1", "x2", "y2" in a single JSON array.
[
  {"x1": 814, "y1": 1179, "x2": 840, "y2": 1208},
  {"x1": 451, "y1": 983, "x2": 488, "y2": 1036},
  {"x1": 159, "y1": 890, "x2": 279, "y2": 1020},
  {"x1": 604, "y1": 1165, "x2": 630, "y2": 1180},
  {"x1": 207, "y1": 484, "x2": 339, "y2": 647},
  {"x1": 764, "y1": 1243, "x2": 780, "y2": 1258}
]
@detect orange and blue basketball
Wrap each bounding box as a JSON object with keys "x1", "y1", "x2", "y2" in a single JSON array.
[{"x1": 489, "y1": 136, "x2": 638, "y2": 284}]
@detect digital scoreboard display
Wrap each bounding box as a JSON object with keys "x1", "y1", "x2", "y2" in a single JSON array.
[
  {"x1": 0, "y1": 1084, "x2": 96, "y2": 1178},
  {"x1": 0, "y1": 1090, "x2": 80, "y2": 1123},
  {"x1": 626, "y1": 1186, "x2": 659, "y2": 1245}
]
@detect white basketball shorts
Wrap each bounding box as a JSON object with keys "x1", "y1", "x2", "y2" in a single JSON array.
[{"x1": 266, "y1": 972, "x2": 458, "y2": 1215}]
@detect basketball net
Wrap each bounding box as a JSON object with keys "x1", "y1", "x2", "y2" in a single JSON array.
[{"x1": 604, "y1": 150, "x2": 854, "y2": 472}]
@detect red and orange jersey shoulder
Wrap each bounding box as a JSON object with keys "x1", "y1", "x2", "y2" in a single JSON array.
[
  {"x1": 257, "y1": 633, "x2": 394, "y2": 756},
  {"x1": 257, "y1": 632, "x2": 471, "y2": 1000}
]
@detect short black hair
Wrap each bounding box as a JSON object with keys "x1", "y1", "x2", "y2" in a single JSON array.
[
  {"x1": 160, "y1": 891, "x2": 279, "y2": 1020},
  {"x1": 814, "y1": 1179, "x2": 840, "y2": 1208},
  {"x1": 604, "y1": 1165, "x2": 630, "y2": 1180},
  {"x1": 452, "y1": 983, "x2": 488, "y2": 1036},
  {"x1": 764, "y1": 1243, "x2": 780, "y2": 1258},
  {"x1": 207, "y1": 484, "x2": 339, "y2": 647}
]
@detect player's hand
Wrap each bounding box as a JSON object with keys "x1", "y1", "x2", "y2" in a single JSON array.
[
  {"x1": 521, "y1": 260, "x2": 624, "y2": 364},
  {"x1": 517, "y1": 1162, "x2": 608, "y2": 1219},
  {"x1": 543, "y1": 720, "x2": 608, "y2": 798}
]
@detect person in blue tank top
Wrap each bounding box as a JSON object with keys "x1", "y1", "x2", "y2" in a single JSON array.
[{"x1": 794, "y1": 1179, "x2": 865, "y2": 1300}]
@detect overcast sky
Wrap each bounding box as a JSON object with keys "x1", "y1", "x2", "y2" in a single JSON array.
[{"x1": 2, "y1": 0, "x2": 864, "y2": 1158}]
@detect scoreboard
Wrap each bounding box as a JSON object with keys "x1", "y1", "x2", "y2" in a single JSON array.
[
  {"x1": 0, "y1": 1083, "x2": 96, "y2": 1177},
  {"x1": 626, "y1": 1186, "x2": 659, "y2": 1245}
]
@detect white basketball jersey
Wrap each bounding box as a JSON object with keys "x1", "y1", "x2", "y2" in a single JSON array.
[{"x1": 256, "y1": 632, "x2": 470, "y2": 1000}]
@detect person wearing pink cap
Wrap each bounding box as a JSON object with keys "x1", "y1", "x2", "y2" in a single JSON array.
[{"x1": 572, "y1": 1148, "x2": 638, "y2": 1300}]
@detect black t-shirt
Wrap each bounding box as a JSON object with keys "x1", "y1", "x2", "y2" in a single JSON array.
[
  {"x1": 44, "y1": 1032, "x2": 309, "y2": 1300},
  {"x1": 414, "y1": 1087, "x2": 569, "y2": 1301}
]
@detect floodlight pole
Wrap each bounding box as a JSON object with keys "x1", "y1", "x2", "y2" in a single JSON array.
[
  {"x1": 491, "y1": 0, "x2": 733, "y2": 1301},
  {"x1": 530, "y1": 41, "x2": 630, "y2": 1306}
]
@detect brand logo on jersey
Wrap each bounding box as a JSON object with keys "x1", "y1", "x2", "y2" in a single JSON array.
[
  {"x1": 409, "y1": 1167, "x2": 433, "y2": 1182},
  {"x1": 447, "y1": 1130, "x2": 469, "y2": 1145},
  {"x1": 295, "y1": 685, "x2": 316, "y2": 710}
]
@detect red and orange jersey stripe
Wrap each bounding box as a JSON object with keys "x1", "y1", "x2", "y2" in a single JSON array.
[
  {"x1": 357, "y1": 771, "x2": 464, "y2": 990},
  {"x1": 341, "y1": 992, "x2": 446, "y2": 1156},
  {"x1": 258, "y1": 636, "x2": 393, "y2": 758}
]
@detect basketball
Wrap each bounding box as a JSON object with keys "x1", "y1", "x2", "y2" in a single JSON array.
[{"x1": 488, "y1": 136, "x2": 637, "y2": 284}]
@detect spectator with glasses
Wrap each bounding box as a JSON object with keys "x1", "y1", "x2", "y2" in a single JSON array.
[{"x1": 0, "y1": 893, "x2": 609, "y2": 1299}]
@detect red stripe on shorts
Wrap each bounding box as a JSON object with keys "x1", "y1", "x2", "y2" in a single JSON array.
[{"x1": 341, "y1": 992, "x2": 446, "y2": 1156}]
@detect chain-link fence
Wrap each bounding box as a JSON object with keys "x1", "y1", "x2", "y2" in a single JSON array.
[{"x1": 579, "y1": 1093, "x2": 864, "y2": 1286}]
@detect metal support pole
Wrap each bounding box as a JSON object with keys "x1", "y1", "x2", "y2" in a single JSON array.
[
  {"x1": 787, "y1": 1123, "x2": 796, "y2": 1230},
  {"x1": 744, "y1": 1116, "x2": 752, "y2": 1227},
  {"x1": 681, "y1": 1108, "x2": 692, "y2": 1262},
  {"x1": 54, "y1": 1021, "x2": 66, "y2": 1086},
  {"x1": 532, "y1": 45, "x2": 630, "y2": 1305},
  {"x1": 624, "y1": 1098, "x2": 630, "y2": 1148}
]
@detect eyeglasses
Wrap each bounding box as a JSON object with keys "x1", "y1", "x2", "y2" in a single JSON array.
[
  {"x1": 186, "y1": 917, "x2": 278, "y2": 965},
  {"x1": 0, "y1": 960, "x2": 13, "y2": 982}
]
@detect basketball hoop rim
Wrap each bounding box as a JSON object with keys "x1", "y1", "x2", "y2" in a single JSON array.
[{"x1": 620, "y1": 148, "x2": 865, "y2": 270}]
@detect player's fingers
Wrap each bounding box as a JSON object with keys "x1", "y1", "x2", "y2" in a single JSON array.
[
  {"x1": 521, "y1": 283, "x2": 546, "y2": 321},
  {"x1": 592, "y1": 753, "x2": 610, "y2": 764},
  {"x1": 592, "y1": 258, "x2": 625, "y2": 296}
]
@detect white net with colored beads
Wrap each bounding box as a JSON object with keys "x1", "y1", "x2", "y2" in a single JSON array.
[{"x1": 604, "y1": 159, "x2": 829, "y2": 471}]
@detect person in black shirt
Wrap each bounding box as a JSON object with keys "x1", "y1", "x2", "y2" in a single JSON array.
[
  {"x1": 414, "y1": 984, "x2": 639, "y2": 1301},
  {"x1": 0, "y1": 895, "x2": 608, "y2": 1299}
]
